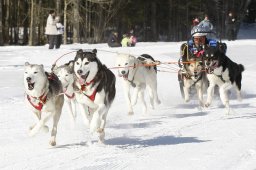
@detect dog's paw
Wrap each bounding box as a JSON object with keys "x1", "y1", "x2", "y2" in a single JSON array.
[
  {"x1": 156, "y1": 99, "x2": 161, "y2": 105},
  {"x1": 97, "y1": 128, "x2": 104, "y2": 133},
  {"x1": 29, "y1": 124, "x2": 36, "y2": 130},
  {"x1": 205, "y1": 103, "x2": 210, "y2": 107},
  {"x1": 49, "y1": 140, "x2": 56, "y2": 146},
  {"x1": 185, "y1": 98, "x2": 190, "y2": 103},
  {"x1": 128, "y1": 111, "x2": 134, "y2": 115}
]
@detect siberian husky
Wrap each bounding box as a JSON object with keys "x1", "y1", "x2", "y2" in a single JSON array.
[
  {"x1": 52, "y1": 61, "x2": 76, "y2": 127},
  {"x1": 73, "y1": 49, "x2": 116, "y2": 144},
  {"x1": 24, "y1": 62, "x2": 64, "y2": 146},
  {"x1": 179, "y1": 57, "x2": 206, "y2": 108},
  {"x1": 116, "y1": 53, "x2": 161, "y2": 115},
  {"x1": 204, "y1": 46, "x2": 244, "y2": 113}
]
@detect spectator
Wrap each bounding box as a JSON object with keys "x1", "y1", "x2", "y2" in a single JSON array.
[
  {"x1": 128, "y1": 29, "x2": 137, "y2": 47},
  {"x1": 107, "y1": 31, "x2": 121, "y2": 47},
  {"x1": 45, "y1": 10, "x2": 58, "y2": 49},
  {"x1": 192, "y1": 17, "x2": 200, "y2": 28},
  {"x1": 121, "y1": 34, "x2": 131, "y2": 47},
  {"x1": 226, "y1": 12, "x2": 237, "y2": 41},
  {"x1": 55, "y1": 16, "x2": 64, "y2": 49}
]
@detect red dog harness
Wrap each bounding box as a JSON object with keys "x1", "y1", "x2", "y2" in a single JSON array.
[
  {"x1": 27, "y1": 93, "x2": 47, "y2": 111},
  {"x1": 80, "y1": 80, "x2": 97, "y2": 101}
]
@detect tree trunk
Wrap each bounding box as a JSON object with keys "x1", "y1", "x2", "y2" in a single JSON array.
[
  {"x1": 151, "y1": 1, "x2": 157, "y2": 41},
  {"x1": 73, "y1": 0, "x2": 80, "y2": 43},
  {"x1": 4, "y1": 0, "x2": 10, "y2": 44},
  {"x1": 56, "y1": 0, "x2": 61, "y2": 16},
  {"x1": 23, "y1": 0, "x2": 29, "y2": 45},
  {"x1": 63, "y1": 0, "x2": 68, "y2": 44},
  {"x1": 168, "y1": 0, "x2": 173, "y2": 41},
  {"x1": 29, "y1": 0, "x2": 36, "y2": 46},
  {"x1": 0, "y1": 0, "x2": 3, "y2": 45}
]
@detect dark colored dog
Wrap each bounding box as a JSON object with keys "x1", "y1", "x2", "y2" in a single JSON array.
[{"x1": 204, "y1": 46, "x2": 244, "y2": 113}]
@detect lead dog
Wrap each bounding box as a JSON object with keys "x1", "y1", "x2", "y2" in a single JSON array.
[
  {"x1": 204, "y1": 46, "x2": 244, "y2": 113},
  {"x1": 73, "y1": 49, "x2": 116, "y2": 144},
  {"x1": 116, "y1": 53, "x2": 161, "y2": 115},
  {"x1": 24, "y1": 62, "x2": 64, "y2": 146},
  {"x1": 52, "y1": 61, "x2": 77, "y2": 127}
]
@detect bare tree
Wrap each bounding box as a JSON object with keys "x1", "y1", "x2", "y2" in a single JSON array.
[
  {"x1": 151, "y1": 1, "x2": 157, "y2": 41},
  {"x1": 0, "y1": 0, "x2": 3, "y2": 45},
  {"x1": 29, "y1": 0, "x2": 37, "y2": 45},
  {"x1": 56, "y1": 0, "x2": 61, "y2": 15},
  {"x1": 90, "y1": 0, "x2": 127, "y2": 43},
  {"x1": 73, "y1": 0, "x2": 80, "y2": 43}
]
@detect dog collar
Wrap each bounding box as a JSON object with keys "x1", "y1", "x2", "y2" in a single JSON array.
[{"x1": 26, "y1": 92, "x2": 47, "y2": 111}]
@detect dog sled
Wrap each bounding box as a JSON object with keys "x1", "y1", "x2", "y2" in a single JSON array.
[{"x1": 177, "y1": 28, "x2": 227, "y2": 100}]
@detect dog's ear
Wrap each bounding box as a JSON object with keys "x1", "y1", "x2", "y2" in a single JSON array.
[
  {"x1": 77, "y1": 49, "x2": 83, "y2": 55},
  {"x1": 68, "y1": 61, "x2": 74, "y2": 69},
  {"x1": 92, "y1": 49, "x2": 97, "y2": 54},
  {"x1": 40, "y1": 64, "x2": 44, "y2": 69},
  {"x1": 25, "y1": 62, "x2": 30, "y2": 66}
]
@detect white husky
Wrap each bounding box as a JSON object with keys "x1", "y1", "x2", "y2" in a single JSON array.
[
  {"x1": 24, "y1": 62, "x2": 64, "y2": 146},
  {"x1": 116, "y1": 53, "x2": 161, "y2": 115},
  {"x1": 52, "y1": 61, "x2": 76, "y2": 127},
  {"x1": 73, "y1": 49, "x2": 116, "y2": 144}
]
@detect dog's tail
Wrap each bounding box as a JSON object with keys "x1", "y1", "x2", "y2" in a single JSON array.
[{"x1": 238, "y1": 64, "x2": 245, "y2": 72}]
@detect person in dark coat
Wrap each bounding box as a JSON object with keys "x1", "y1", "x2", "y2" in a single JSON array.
[
  {"x1": 226, "y1": 12, "x2": 237, "y2": 41},
  {"x1": 107, "y1": 31, "x2": 121, "y2": 47}
]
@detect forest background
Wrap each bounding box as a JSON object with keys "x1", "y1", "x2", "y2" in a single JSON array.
[{"x1": 0, "y1": 0, "x2": 255, "y2": 46}]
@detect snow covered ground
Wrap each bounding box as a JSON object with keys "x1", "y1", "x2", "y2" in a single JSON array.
[{"x1": 0, "y1": 25, "x2": 256, "y2": 170}]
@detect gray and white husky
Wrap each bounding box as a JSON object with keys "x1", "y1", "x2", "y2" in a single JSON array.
[
  {"x1": 73, "y1": 49, "x2": 116, "y2": 144},
  {"x1": 116, "y1": 53, "x2": 161, "y2": 115},
  {"x1": 180, "y1": 57, "x2": 206, "y2": 108},
  {"x1": 52, "y1": 61, "x2": 77, "y2": 127},
  {"x1": 24, "y1": 62, "x2": 64, "y2": 146}
]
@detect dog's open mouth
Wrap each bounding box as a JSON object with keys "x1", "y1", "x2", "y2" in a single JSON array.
[
  {"x1": 119, "y1": 71, "x2": 129, "y2": 80},
  {"x1": 78, "y1": 71, "x2": 90, "y2": 85},
  {"x1": 27, "y1": 82, "x2": 35, "y2": 90},
  {"x1": 211, "y1": 60, "x2": 219, "y2": 69}
]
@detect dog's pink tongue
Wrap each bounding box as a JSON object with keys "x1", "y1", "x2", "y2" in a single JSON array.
[{"x1": 79, "y1": 78, "x2": 85, "y2": 85}]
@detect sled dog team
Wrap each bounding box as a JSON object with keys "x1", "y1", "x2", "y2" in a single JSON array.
[{"x1": 24, "y1": 47, "x2": 244, "y2": 146}]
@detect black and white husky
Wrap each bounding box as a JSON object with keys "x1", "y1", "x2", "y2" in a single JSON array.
[
  {"x1": 116, "y1": 53, "x2": 161, "y2": 115},
  {"x1": 24, "y1": 62, "x2": 64, "y2": 146},
  {"x1": 204, "y1": 46, "x2": 244, "y2": 112},
  {"x1": 73, "y1": 49, "x2": 116, "y2": 144},
  {"x1": 52, "y1": 61, "x2": 76, "y2": 127}
]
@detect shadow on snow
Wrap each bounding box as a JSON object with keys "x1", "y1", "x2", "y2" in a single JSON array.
[{"x1": 106, "y1": 135, "x2": 209, "y2": 148}]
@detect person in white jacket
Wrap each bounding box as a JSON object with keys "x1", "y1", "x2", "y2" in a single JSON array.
[
  {"x1": 55, "y1": 16, "x2": 64, "y2": 49},
  {"x1": 45, "y1": 10, "x2": 58, "y2": 49}
]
